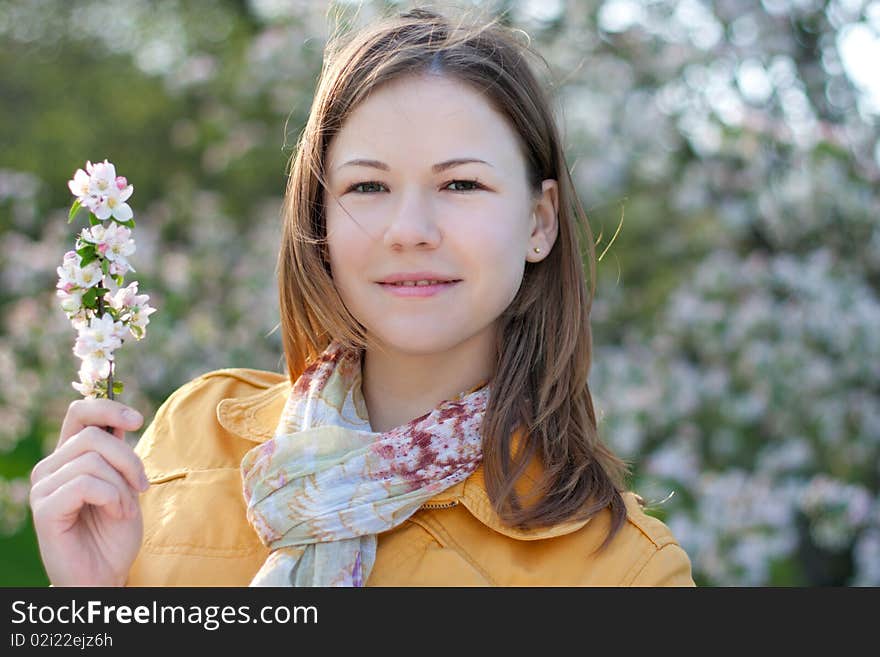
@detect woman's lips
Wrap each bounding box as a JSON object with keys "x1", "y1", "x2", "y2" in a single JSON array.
[{"x1": 377, "y1": 281, "x2": 461, "y2": 298}]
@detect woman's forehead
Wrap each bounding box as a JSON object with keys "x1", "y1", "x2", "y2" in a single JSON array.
[{"x1": 326, "y1": 74, "x2": 524, "y2": 172}]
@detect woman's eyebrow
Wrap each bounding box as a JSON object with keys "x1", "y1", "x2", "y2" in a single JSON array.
[{"x1": 334, "y1": 157, "x2": 493, "y2": 173}]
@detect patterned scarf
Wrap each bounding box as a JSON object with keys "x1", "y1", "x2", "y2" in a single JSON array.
[{"x1": 240, "y1": 339, "x2": 490, "y2": 586}]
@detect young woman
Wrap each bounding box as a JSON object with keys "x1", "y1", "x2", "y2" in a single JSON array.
[{"x1": 29, "y1": 7, "x2": 694, "y2": 587}]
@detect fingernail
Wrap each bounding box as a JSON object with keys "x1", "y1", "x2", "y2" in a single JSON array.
[{"x1": 123, "y1": 409, "x2": 143, "y2": 424}]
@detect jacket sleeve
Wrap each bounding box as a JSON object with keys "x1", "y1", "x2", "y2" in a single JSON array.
[{"x1": 629, "y1": 543, "x2": 696, "y2": 586}]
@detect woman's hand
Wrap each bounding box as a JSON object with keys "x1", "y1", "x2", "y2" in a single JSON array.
[{"x1": 29, "y1": 399, "x2": 149, "y2": 587}]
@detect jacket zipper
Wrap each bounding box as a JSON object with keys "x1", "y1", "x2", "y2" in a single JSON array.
[{"x1": 418, "y1": 501, "x2": 459, "y2": 510}]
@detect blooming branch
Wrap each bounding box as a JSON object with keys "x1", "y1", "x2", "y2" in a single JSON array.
[{"x1": 59, "y1": 159, "x2": 156, "y2": 399}]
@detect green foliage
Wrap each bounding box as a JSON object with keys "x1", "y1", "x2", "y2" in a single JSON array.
[{"x1": 67, "y1": 200, "x2": 81, "y2": 224}]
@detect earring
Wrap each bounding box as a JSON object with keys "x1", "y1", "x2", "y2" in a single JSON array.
[{"x1": 533, "y1": 247, "x2": 541, "y2": 254}]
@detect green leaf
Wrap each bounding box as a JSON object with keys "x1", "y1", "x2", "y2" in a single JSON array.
[
  {"x1": 114, "y1": 275, "x2": 124, "y2": 286},
  {"x1": 89, "y1": 214, "x2": 101, "y2": 226},
  {"x1": 76, "y1": 244, "x2": 97, "y2": 266},
  {"x1": 101, "y1": 259, "x2": 109, "y2": 274},
  {"x1": 68, "y1": 200, "x2": 82, "y2": 224},
  {"x1": 79, "y1": 251, "x2": 97, "y2": 267},
  {"x1": 112, "y1": 381, "x2": 124, "y2": 395},
  {"x1": 82, "y1": 287, "x2": 98, "y2": 307}
]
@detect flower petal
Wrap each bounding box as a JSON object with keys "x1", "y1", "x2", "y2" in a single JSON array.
[
  {"x1": 112, "y1": 203, "x2": 133, "y2": 222},
  {"x1": 93, "y1": 204, "x2": 111, "y2": 220},
  {"x1": 101, "y1": 160, "x2": 116, "y2": 180}
]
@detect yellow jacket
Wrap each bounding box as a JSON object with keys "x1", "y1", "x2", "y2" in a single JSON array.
[{"x1": 127, "y1": 368, "x2": 695, "y2": 586}]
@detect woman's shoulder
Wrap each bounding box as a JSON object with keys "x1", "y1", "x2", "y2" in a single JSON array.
[
  {"x1": 554, "y1": 492, "x2": 695, "y2": 586},
  {"x1": 597, "y1": 492, "x2": 695, "y2": 586},
  {"x1": 619, "y1": 492, "x2": 680, "y2": 549},
  {"x1": 134, "y1": 367, "x2": 288, "y2": 479},
  {"x1": 164, "y1": 367, "x2": 288, "y2": 401},
  {"x1": 425, "y1": 487, "x2": 695, "y2": 586}
]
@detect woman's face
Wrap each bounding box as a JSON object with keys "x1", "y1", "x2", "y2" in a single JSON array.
[{"x1": 323, "y1": 73, "x2": 556, "y2": 356}]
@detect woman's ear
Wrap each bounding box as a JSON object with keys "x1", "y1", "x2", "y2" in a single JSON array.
[{"x1": 528, "y1": 179, "x2": 559, "y2": 262}]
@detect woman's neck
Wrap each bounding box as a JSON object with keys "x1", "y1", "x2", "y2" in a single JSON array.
[{"x1": 361, "y1": 334, "x2": 494, "y2": 433}]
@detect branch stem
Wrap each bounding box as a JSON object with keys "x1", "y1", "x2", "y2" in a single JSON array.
[{"x1": 96, "y1": 283, "x2": 115, "y2": 434}]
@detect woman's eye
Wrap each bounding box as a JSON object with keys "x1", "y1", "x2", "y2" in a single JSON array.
[
  {"x1": 445, "y1": 179, "x2": 483, "y2": 192},
  {"x1": 348, "y1": 181, "x2": 387, "y2": 194}
]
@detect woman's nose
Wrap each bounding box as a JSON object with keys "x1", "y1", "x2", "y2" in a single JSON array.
[{"x1": 382, "y1": 188, "x2": 441, "y2": 250}]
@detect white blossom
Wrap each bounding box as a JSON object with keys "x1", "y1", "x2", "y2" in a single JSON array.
[
  {"x1": 73, "y1": 313, "x2": 124, "y2": 363},
  {"x1": 109, "y1": 281, "x2": 156, "y2": 339},
  {"x1": 71, "y1": 362, "x2": 109, "y2": 398},
  {"x1": 55, "y1": 250, "x2": 81, "y2": 292},
  {"x1": 71, "y1": 260, "x2": 103, "y2": 289},
  {"x1": 61, "y1": 159, "x2": 154, "y2": 399}
]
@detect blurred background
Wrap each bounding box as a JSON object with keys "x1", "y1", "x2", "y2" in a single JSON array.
[{"x1": 1, "y1": 0, "x2": 877, "y2": 586}]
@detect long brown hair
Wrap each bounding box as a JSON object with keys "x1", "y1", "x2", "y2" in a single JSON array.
[{"x1": 277, "y1": 4, "x2": 632, "y2": 550}]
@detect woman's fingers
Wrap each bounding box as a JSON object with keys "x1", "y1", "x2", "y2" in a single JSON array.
[
  {"x1": 32, "y1": 472, "x2": 134, "y2": 525},
  {"x1": 58, "y1": 398, "x2": 143, "y2": 447},
  {"x1": 32, "y1": 426, "x2": 149, "y2": 495},
  {"x1": 30, "y1": 450, "x2": 137, "y2": 518}
]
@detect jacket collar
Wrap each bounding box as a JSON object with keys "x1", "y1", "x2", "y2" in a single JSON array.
[{"x1": 217, "y1": 379, "x2": 593, "y2": 541}]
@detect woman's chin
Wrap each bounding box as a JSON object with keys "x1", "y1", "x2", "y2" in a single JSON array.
[{"x1": 364, "y1": 328, "x2": 466, "y2": 356}]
